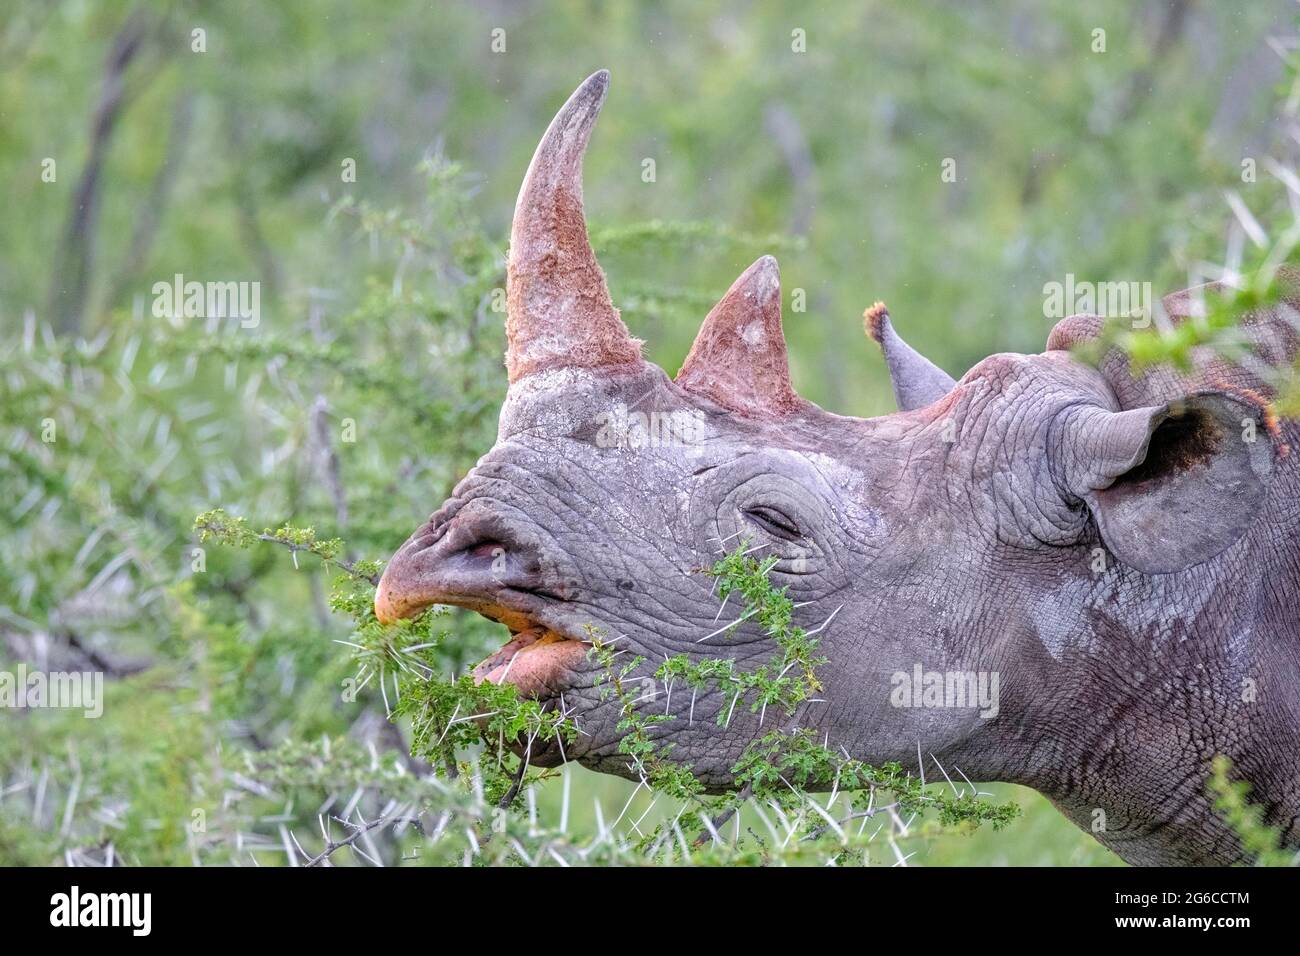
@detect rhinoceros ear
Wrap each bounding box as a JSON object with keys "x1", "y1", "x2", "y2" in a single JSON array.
[
  {"x1": 676, "y1": 256, "x2": 806, "y2": 417},
  {"x1": 863, "y1": 303, "x2": 956, "y2": 411},
  {"x1": 1062, "y1": 391, "x2": 1278, "y2": 574}
]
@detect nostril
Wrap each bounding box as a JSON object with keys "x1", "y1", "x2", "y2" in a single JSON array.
[
  {"x1": 419, "y1": 510, "x2": 564, "y2": 594},
  {"x1": 462, "y1": 539, "x2": 506, "y2": 562},
  {"x1": 446, "y1": 537, "x2": 528, "y2": 576}
]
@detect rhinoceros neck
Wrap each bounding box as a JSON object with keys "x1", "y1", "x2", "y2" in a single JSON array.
[{"x1": 1009, "y1": 455, "x2": 1300, "y2": 864}]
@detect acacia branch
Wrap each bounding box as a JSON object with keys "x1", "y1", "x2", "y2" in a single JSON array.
[
  {"x1": 306, "y1": 811, "x2": 409, "y2": 867},
  {"x1": 193, "y1": 513, "x2": 380, "y2": 586},
  {"x1": 249, "y1": 531, "x2": 379, "y2": 586}
]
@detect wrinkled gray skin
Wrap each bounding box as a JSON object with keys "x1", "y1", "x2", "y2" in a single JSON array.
[{"x1": 377, "y1": 73, "x2": 1300, "y2": 866}]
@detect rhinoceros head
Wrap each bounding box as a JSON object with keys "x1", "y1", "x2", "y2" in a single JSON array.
[{"x1": 374, "y1": 71, "x2": 1278, "y2": 796}]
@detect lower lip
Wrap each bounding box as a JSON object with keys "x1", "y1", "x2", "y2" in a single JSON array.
[{"x1": 472, "y1": 625, "x2": 590, "y2": 694}]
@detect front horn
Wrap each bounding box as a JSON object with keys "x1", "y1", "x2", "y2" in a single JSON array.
[{"x1": 505, "y1": 69, "x2": 642, "y2": 383}]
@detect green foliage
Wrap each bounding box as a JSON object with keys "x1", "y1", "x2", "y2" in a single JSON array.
[
  {"x1": 733, "y1": 729, "x2": 1020, "y2": 831},
  {"x1": 1207, "y1": 756, "x2": 1298, "y2": 867},
  {"x1": 638, "y1": 549, "x2": 1018, "y2": 855},
  {"x1": 1075, "y1": 242, "x2": 1300, "y2": 414}
]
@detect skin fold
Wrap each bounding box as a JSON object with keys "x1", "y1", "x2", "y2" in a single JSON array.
[{"x1": 375, "y1": 71, "x2": 1300, "y2": 866}]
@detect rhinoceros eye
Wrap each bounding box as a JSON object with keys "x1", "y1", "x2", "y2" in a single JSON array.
[{"x1": 744, "y1": 505, "x2": 802, "y2": 542}]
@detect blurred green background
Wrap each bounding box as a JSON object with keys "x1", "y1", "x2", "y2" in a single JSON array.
[{"x1": 2, "y1": 0, "x2": 1296, "y2": 865}]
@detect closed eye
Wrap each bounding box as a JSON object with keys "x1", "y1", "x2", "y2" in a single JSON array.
[{"x1": 744, "y1": 506, "x2": 802, "y2": 542}]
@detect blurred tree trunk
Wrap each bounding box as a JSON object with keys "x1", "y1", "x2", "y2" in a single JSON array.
[{"x1": 48, "y1": 9, "x2": 151, "y2": 337}]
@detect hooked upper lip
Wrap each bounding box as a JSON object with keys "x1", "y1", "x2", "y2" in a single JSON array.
[{"x1": 374, "y1": 510, "x2": 536, "y2": 624}]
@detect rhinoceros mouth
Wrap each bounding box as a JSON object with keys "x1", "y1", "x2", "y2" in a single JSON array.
[{"x1": 437, "y1": 586, "x2": 607, "y2": 702}]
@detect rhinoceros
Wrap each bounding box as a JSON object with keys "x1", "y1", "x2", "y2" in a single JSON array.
[{"x1": 374, "y1": 71, "x2": 1299, "y2": 866}]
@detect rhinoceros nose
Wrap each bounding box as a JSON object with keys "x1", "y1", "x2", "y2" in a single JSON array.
[{"x1": 373, "y1": 507, "x2": 554, "y2": 624}]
